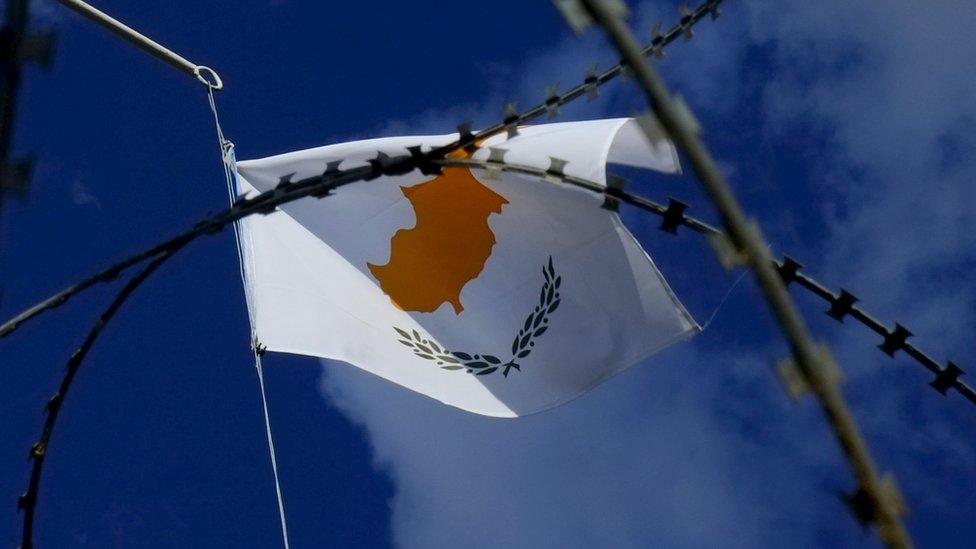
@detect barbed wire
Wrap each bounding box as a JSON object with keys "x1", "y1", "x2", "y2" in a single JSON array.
[
  {"x1": 11, "y1": 0, "x2": 962, "y2": 545},
  {"x1": 576, "y1": 0, "x2": 910, "y2": 545},
  {"x1": 0, "y1": 0, "x2": 724, "y2": 339},
  {"x1": 16, "y1": 251, "x2": 171, "y2": 549},
  {"x1": 13, "y1": 150, "x2": 971, "y2": 547},
  {"x1": 784, "y1": 266, "x2": 975, "y2": 404},
  {"x1": 447, "y1": 156, "x2": 975, "y2": 406},
  {"x1": 9, "y1": 3, "x2": 727, "y2": 545}
]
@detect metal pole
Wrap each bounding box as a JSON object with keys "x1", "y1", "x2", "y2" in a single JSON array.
[
  {"x1": 54, "y1": 0, "x2": 222, "y2": 89},
  {"x1": 578, "y1": 1, "x2": 911, "y2": 547},
  {"x1": 0, "y1": 0, "x2": 28, "y2": 161},
  {"x1": 0, "y1": 0, "x2": 44, "y2": 210},
  {"x1": 0, "y1": 0, "x2": 53, "y2": 229}
]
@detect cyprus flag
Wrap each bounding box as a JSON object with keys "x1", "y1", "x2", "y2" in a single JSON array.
[{"x1": 235, "y1": 118, "x2": 698, "y2": 417}]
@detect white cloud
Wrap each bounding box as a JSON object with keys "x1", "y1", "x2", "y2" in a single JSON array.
[
  {"x1": 313, "y1": 1, "x2": 976, "y2": 546},
  {"x1": 72, "y1": 178, "x2": 102, "y2": 209},
  {"x1": 748, "y1": 1, "x2": 976, "y2": 277},
  {"x1": 321, "y1": 343, "x2": 855, "y2": 548},
  {"x1": 28, "y1": 0, "x2": 63, "y2": 24}
]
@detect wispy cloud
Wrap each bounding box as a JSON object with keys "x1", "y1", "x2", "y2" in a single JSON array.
[
  {"x1": 314, "y1": 1, "x2": 976, "y2": 546},
  {"x1": 72, "y1": 178, "x2": 102, "y2": 209},
  {"x1": 321, "y1": 344, "x2": 851, "y2": 548},
  {"x1": 28, "y1": 0, "x2": 64, "y2": 24},
  {"x1": 744, "y1": 0, "x2": 976, "y2": 514}
]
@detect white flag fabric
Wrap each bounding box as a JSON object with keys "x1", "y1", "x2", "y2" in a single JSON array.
[{"x1": 235, "y1": 118, "x2": 698, "y2": 417}]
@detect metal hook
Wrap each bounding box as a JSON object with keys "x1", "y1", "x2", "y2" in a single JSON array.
[{"x1": 194, "y1": 65, "x2": 224, "y2": 90}]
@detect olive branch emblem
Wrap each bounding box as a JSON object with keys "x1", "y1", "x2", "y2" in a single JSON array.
[{"x1": 393, "y1": 256, "x2": 562, "y2": 377}]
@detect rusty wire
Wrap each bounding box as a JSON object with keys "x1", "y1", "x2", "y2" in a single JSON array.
[
  {"x1": 9, "y1": 3, "x2": 727, "y2": 546},
  {"x1": 576, "y1": 0, "x2": 911, "y2": 545},
  {"x1": 12, "y1": 148, "x2": 971, "y2": 546},
  {"x1": 0, "y1": 0, "x2": 726, "y2": 340},
  {"x1": 16, "y1": 252, "x2": 171, "y2": 549},
  {"x1": 8, "y1": 0, "x2": 967, "y2": 545}
]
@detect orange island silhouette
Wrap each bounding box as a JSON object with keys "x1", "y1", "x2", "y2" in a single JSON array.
[{"x1": 368, "y1": 155, "x2": 508, "y2": 314}]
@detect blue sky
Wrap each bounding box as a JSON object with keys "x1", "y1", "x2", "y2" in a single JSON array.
[{"x1": 2, "y1": 0, "x2": 975, "y2": 547}]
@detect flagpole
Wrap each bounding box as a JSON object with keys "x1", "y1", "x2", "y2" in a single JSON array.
[
  {"x1": 52, "y1": 0, "x2": 221, "y2": 89},
  {"x1": 576, "y1": 1, "x2": 910, "y2": 547}
]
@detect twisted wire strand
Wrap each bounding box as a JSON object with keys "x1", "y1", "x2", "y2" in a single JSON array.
[
  {"x1": 10, "y1": 6, "x2": 728, "y2": 543},
  {"x1": 445, "y1": 157, "x2": 975, "y2": 405},
  {"x1": 0, "y1": 0, "x2": 724, "y2": 339},
  {"x1": 17, "y1": 251, "x2": 172, "y2": 549},
  {"x1": 14, "y1": 153, "x2": 972, "y2": 547},
  {"x1": 579, "y1": 0, "x2": 910, "y2": 545},
  {"x1": 14, "y1": 1, "x2": 965, "y2": 544}
]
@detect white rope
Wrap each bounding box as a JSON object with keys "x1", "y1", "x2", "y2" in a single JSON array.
[
  {"x1": 254, "y1": 350, "x2": 292, "y2": 549},
  {"x1": 206, "y1": 85, "x2": 291, "y2": 549},
  {"x1": 207, "y1": 87, "x2": 254, "y2": 325},
  {"x1": 699, "y1": 269, "x2": 748, "y2": 331}
]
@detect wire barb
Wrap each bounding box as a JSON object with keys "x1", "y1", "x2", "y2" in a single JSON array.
[
  {"x1": 659, "y1": 197, "x2": 688, "y2": 234},
  {"x1": 503, "y1": 103, "x2": 520, "y2": 138},
  {"x1": 602, "y1": 175, "x2": 627, "y2": 211},
  {"x1": 457, "y1": 122, "x2": 477, "y2": 153},
  {"x1": 649, "y1": 22, "x2": 666, "y2": 59},
  {"x1": 584, "y1": 64, "x2": 600, "y2": 101},
  {"x1": 545, "y1": 85, "x2": 561, "y2": 119},
  {"x1": 678, "y1": 3, "x2": 695, "y2": 41},
  {"x1": 827, "y1": 289, "x2": 859, "y2": 322},
  {"x1": 776, "y1": 256, "x2": 803, "y2": 286},
  {"x1": 929, "y1": 362, "x2": 964, "y2": 396},
  {"x1": 879, "y1": 323, "x2": 912, "y2": 357}
]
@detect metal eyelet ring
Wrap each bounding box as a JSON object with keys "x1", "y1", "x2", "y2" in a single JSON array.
[{"x1": 194, "y1": 65, "x2": 223, "y2": 90}]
